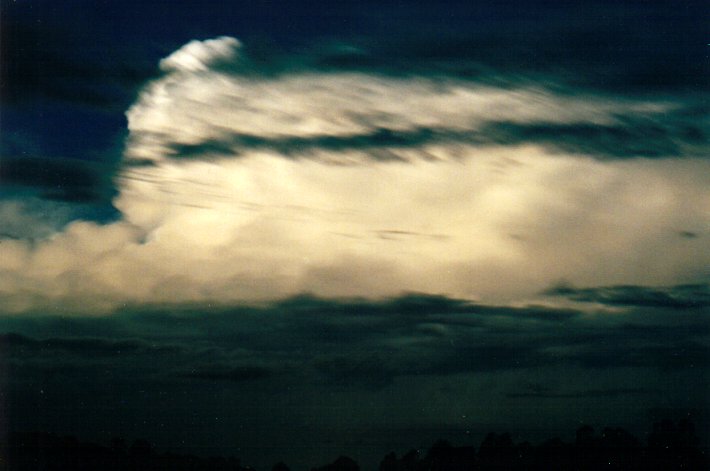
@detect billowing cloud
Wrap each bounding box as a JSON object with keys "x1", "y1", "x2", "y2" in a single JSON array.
[
  {"x1": 159, "y1": 36, "x2": 242, "y2": 73},
  {"x1": 124, "y1": 36, "x2": 684, "y2": 165},
  {"x1": 0, "y1": 37, "x2": 708, "y2": 314}
]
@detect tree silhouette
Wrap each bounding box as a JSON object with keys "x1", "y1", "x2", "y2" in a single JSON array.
[
  {"x1": 311, "y1": 455, "x2": 359, "y2": 471},
  {"x1": 378, "y1": 451, "x2": 399, "y2": 471},
  {"x1": 4, "y1": 418, "x2": 707, "y2": 471},
  {"x1": 271, "y1": 461, "x2": 291, "y2": 471}
]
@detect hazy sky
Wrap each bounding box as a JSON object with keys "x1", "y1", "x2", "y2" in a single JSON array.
[{"x1": 1, "y1": 1, "x2": 708, "y2": 469}]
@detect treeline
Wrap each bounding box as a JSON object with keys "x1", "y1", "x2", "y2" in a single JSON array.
[
  {"x1": 2, "y1": 435, "x2": 245, "y2": 471},
  {"x1": 376, "y1": 419, "x2": 706, "y2": 471},
  {"x1": 2, "y1": 419, "x2": 707, "y2": 471}
]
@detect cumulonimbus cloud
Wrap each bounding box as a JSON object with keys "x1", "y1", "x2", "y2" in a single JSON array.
[{"x1": 1, "y1": 37, "x2": 708, "y2": 314}]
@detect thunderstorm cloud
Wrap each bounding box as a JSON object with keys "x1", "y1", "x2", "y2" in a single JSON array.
[{"x1": 0, "y1": 36, "x2": 708, "y2": 314}]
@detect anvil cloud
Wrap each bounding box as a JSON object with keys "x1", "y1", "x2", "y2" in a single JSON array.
[{"x1": 0, "y1": 36, "x2": 708, "y2": 314}]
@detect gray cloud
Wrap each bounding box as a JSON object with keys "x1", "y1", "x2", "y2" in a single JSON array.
[
  {"x1": 2, "y1": 290, "x2": 707, "y2": 468},
  {"x1": 153, "y1": 104, "x2": 708, "y2": 163},
  {"x1": 2, "y1": 291, "x2": 704, "y2": 378},
  {"x1": 506, "y1": 387, "x2": 657, "y2": 399},
  {"x1": 568, "y1": 343, "x2": 710, "y2": 371},
  {"x1": 0, "y1": 332, "x2": 182, "y2": 357},
  {"x1": 314, "y1": 354, "x2": 396, "y2": 389},
  {"x1": 180, "y1": 365, "x2": 273, "y2": 382},
  {"x1": 48, "y1": 292, "x2": 705, "y2": 379},
  {"x1": 545, "y1": 283, "x2": 710, "y2": 309}
]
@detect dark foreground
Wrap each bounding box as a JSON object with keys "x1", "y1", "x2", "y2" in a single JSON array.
[{"x1": 2, "y1": 419, "x2": 707, "y2": 471}]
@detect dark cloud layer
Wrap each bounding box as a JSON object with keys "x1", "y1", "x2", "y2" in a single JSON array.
[
  {"x1": 155, "y1": 107, "x2": 708, "y2": 163},
  {"x1": 546, "y1": 283, "x2": 710, "y2": 309},
  {"x1": 1, "y1": 291, "x2": 707, "y2": 467},
  {"x1": 507, "y1": 387, "x2": 657, "y2": 399},
  {"x1": 480, "y1": 116, "x2": 707, "y2": 159},
  {"x1": 0, "y1": 332, "x2": 181, "y2": 357},
  {"x1": 2, "y1": 292, "x2": 706, "y2": 387},
  {"x1": 180, "y1": 366, "x2": 273, "y2": 383}
]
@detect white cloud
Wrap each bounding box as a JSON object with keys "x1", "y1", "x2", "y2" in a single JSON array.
[
  {"x1": 159, "y1": 36, "x2": 242, "y2": 73},
  {"x1": 1, "y1": 37, "x2": 708, "y2": 314},
  {"x1": 125, "y1": 39, "x2": 669, "y2": 165}
]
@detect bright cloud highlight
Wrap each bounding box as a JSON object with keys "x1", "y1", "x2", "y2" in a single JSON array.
[{"x1": 1, "y1": 37, "x2": 708, "y2": 314}]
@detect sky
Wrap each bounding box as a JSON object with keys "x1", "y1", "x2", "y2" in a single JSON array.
[{"x1": 0, "y1": 0, "x2": 709, "y2": 469}]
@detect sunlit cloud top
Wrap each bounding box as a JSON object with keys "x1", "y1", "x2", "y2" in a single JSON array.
[{"x1": 0, "y1": 36, "x2": 708, "y2": 315}]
